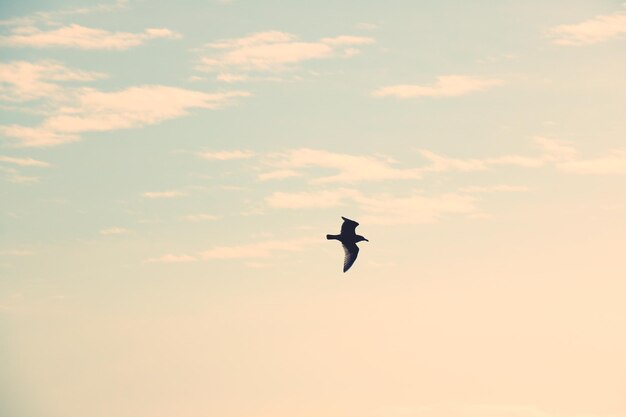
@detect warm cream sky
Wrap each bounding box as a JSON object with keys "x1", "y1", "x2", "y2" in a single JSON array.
[{"x1": 1, "y1": 1, "x2": 625, "y2": 417}]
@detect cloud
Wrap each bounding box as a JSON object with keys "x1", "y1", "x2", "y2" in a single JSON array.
[
  {"x1": 0, "y1": 24, "x2": 181, "y2": 50},
  {"x1": 267, "y1": 188, "x2": 359, "y2": 209},
  {"x1": 197, "y1": 150, "x2": 255, "y2": 160},
  {"x1": 142, "y1": 190, "x2": 186, "y2": 199},
  {"x1": 0, "y1": 165, "x2": 41, "y2": 183},
  {"x1": 0, "y1": 60, "x2": 106, "y2": 102},
  {"x1": 460, "y1": 184, "x2": 529, "y2": 193},
  {"x1": 257, "y1": 169, "x2": 301, "y2": 181},
  {"x1": 2, "y1": 85, "x2": 250, "y2": 147},
  {"x1": 180, "y1": 213, "x2": 219, "y2": 222},
  {"x1": 556, "y1": 149, "x2": 626, "y2": 174},
  {"x1": 0, "y1": 155, "x2": 50, "y2": 167},
  {"x1": 0, "y1": 0, "x2": 128, "y2": 27},
  {"x1": 266, "y1": 188, "x2": 477, "y2": 225},
  {"x1": 200, "y1": 237, "x2": 317, "y2": 259},
  {"x1": 372, "y1": 75, "x2": 503, "y2": 99},
  {"x1": 197, "y1": 30, "x2": 374, "y2": 78},
  {"x1": 547, "y1": 5, "x2": 626, "y2": 45},
  {"x1": 99, "y1": 227, "x2": 129, "y2": 235},
  {"x1": 261, "y1": 148, "x2": 423, "y2": 183},
  {"x1": 145, "y1": 254, "x2": 197, "y2": 263}
]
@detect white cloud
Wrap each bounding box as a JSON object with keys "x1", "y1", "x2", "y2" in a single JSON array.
[
  {"x1": 99, "y1": 227, "x2": 129, "y2": 235},
  {"x1": 557, "y1": 149, "x2": 626, "y2": 174},
  {"x1": 198, "y1": 30, "x2": 374, "y2": 78},
  {"x1": 548, "y1": 5, "x2": 626, "y2": 45},
  {"x1": 142, "y1": 190, "x2": 186, "y2": 199},
  {"x1": 0, "y1": 24, "x2": 181, "y2": 50},
  {"x1": 197, "y1": 150, "x2": 255, "y2": 160},
  {"x1": 0, "y1": 155, "x2": 50, "y2": 167},
  {"x1": 0, "y1": 165, "x2": 41, "y2": 183},
  {"x1": 267, "y1": 188, "x2": 358, "y2": 209},
  {"x1": 372, "y1": 75, "x2": 503, "y2": 99},
  {"x1": 200, "y1": 237, "x2": 318, "y2": 259},
  {"x1": 180, "y1": 213, "x2": 219, "y2": 222},
  {"x1": 0, "y1": 0, "x2": 128, "y2": 27},
  {"x1": 266, "y1": 188, "x2": 477, "y2": 225},
  {"x1": 533, "y1": 136, "x2": 578, "y2": 161},
  {"x1": 145, "y1": 254, "x2": 197, "y2": 263},
  {"x1": 257, "y1": 169, "x2": 301, "y2": 181},
  {"x1": 0, "y1": 60, "x2": 106, "y2": 102},
  {"x1": 262, "y1": 148, "x2": 422, "y2": 183},
  {"x1": 460, "y1": 184, "x2": 529, "y2": 193},
  {"x1": 2, "y1": 85, "x2": 250, "y2": 147}
]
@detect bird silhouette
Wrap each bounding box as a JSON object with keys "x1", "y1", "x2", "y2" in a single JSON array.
[{"x1": 326, "y1": 216, "x2": 369, "y2": 272}]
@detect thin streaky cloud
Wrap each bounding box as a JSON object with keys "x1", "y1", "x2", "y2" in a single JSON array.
[
  {"x1": 200, "y1": 237, "x2": 318, "y2": 259},
  {"x1": 267, "y1": 188, "x2": 477, "y2": 225},
  {"x1": 0, "y1": 25, "x2": 181, "y2": 50},
  {"x1": 460, "y1": 185, "x2": 530, "y2": 193},
  {"x1": 372, "y1": 75, "x2": 503, "y2": 99},
  {"x1": 180, "y1": 213, "x2": 219, "y2": 222},
  {"x1": 198, "y1": 30, "x2": 374, "y2": 78},
  {"x1": 2, "y1": 86, "x2": 250, "y2": 147},
  {"x1": 262, "y1": 148, "x2": 422, "y2": 183},
  {"x1": 142, "y1": 190, "x2": 186, "y2": 199},
  {"x1": 0, "y1": 60, "x2": 107, "y2": 102},
  {"x1": 0, "y1": 156, "x2": 50, "y2": 167},
  {"x1": 556, "y1": 149, "x2": 626, "y2": 174},
  {"x1": 145, "y1": 254, "x2": 197, "y2": 263},
  {"x1": 197, "y1": 150, "x2": 255, "y2": 160},
  {"x1": 0, "y1": 166, "x2": 40, "y2": 184},
  {"x1": 99, "y1": 227, "x2": 129, "y2": 235},
  {"x1": 0, "y1": 0, "x2": 128, "y2": 27},
  {"x1": 547, "y1": 5, "x2": 626, "y2": 46}
]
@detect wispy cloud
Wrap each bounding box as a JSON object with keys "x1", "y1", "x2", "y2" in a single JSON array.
[
  {"x1": 0, "y1": 24, "x2": 181, "y2": 50},
  {"x1": 460, "y1": 184, "x2": 529, "y2": 193},
  {"x1": 262, "y1": 148, "x2": 422, "y2": 183},
  {"x1": 142, "y1": 190, "x2": 186, "y2": 199},
  {"x1": 267, "y1": 188, "x2": 477, "y2": 225},
  {"x1": 99, "y1": 227, "x2": 129, "y2": 235},
  {"x1": 0, "y1": 0, "x2": 128, "y2": 27},
  {"x1": 200, "y1": 237, "x2": 318, "y2": 259},
  {"x1": 145, "y1": 254, "x2": 197, "y2": 263},
  {"x1": 2, "y1": 84, "x2": 250, "y2": 147},
  {"x1": 0, "y1": 60, "x2": 106, "y2": 102},
  {"x1": 557, "y1": 149, "x2": 626, "y2": 174},
  {"x1": 197, "y1": 150, "x2": 255, "y2": 160},
  {"x1": 180, "y1": 213, "x2": 219, "y2": 222},
  {"x1": 0, "y1": 155, "x2": 50, "y2": 167},
  {"x1": 197, "y1": 30, "x2": 374, "y2": 80},
  {"x1": 372, "y1": 75, "x2": 503, "y2": 99},
  {"x1": 547, "y1": 5, "x2": 626, "y2": 46},
  {"x1": 0, "y1": 165, "x2": 41, "y2": 183}
]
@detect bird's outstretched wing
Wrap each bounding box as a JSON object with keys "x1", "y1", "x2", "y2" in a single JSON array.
[
  {"x1": 340, "y1": 216, "x2": 359, "y2": 236},
  {"x1": 342, "y1": 242, "x2": 359, "y2": 272}
]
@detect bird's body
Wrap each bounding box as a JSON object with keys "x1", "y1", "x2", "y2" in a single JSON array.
[{"x1": 326, "y1": 216, "x2": 368, "y2": 272}]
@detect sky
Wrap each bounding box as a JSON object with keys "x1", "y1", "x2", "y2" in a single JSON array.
[{"x1": 1, "y1": 1, "x2": 625, "y2": 416}]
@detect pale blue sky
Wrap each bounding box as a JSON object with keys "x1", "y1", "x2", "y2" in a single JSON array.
[{"x1": 1, "y1": 1, "x2": 625, "y2": 417}]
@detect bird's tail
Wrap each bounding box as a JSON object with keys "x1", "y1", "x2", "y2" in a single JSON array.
[{"x1": 326, "y1": 234, "x2": 340, "y2": 240}]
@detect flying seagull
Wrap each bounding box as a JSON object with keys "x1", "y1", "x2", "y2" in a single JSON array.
[{"x1": 326, "y1": 216, "x2": 369, "y2": 272}]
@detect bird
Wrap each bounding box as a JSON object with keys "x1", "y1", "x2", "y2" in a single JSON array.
[{"x1": 326, "y1": 216, "x2": 369, "y2": 272}]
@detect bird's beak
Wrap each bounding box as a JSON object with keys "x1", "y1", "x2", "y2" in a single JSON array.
[{"x1": 364, "y1": 238, "x2": 369, "y2": 242}]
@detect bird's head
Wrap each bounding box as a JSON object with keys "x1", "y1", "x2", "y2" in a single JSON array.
[{"x1": 356, "y1": 235, "x2": 369, "y2": 243}]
